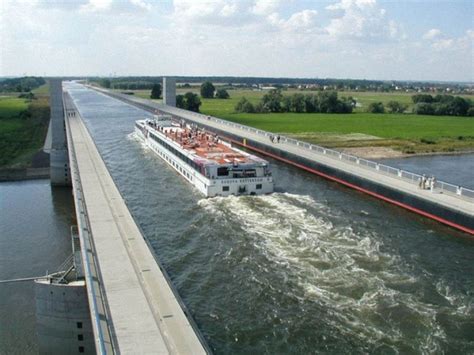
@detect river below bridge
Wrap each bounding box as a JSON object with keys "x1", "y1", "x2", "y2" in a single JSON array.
[{"x1": 1, "y1": 83, "x2": 473, "y2": 354}]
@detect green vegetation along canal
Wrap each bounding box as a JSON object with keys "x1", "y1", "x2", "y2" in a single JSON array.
[{"x1": 1, "y1": 84, "x2": 473, "y2": 353}]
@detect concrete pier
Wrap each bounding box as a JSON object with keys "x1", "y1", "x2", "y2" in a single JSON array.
[
  {"x1": 163, "y1": 77, "x2": 176, "y2": 107},
  {"x1": 50, "y1": 79, "x2": 71, "y2": 186},
  {"x1": 63, "y1": 89, "x2": 208, "y2": 354},
  {"x1": 90, "y1": 86, "x2": 474, "y2": 235}
]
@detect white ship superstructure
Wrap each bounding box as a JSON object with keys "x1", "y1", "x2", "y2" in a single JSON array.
[{"x1": 135, "y1": 115, "x2": 274, "y2": 197}]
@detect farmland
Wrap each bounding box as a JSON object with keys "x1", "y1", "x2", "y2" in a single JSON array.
[{"x1": 111, "y1": 87, "x2": 474, "y2": 157}]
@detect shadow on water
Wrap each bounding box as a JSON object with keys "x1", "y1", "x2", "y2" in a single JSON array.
[{"x1": 0, "y1": 181, "x2": 74, "y2": 354}]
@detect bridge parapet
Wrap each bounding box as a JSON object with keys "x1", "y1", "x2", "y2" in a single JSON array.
[{"x1": 62, "y1": 85, "x2": 209, "y2": 354}]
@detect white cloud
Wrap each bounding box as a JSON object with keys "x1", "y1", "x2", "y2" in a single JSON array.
[
  {"x1": 80, "y1": 0, "x2": 113, "y2": 12},
  {"x1": 284, "y1": 10, "x2": 319, "y2": 31},
  {"x1": 251, "y1": 0, "x2": 282, "y2": 15},
  {"x1": 325, "y1": 0, "x2": 401, "y2": 40},
  {"x1": 423, "y1": 28, "x2": 441, "y2": 40},
  {"x1": 129, "y1": 0, "x2": 153, "y2": 11}
]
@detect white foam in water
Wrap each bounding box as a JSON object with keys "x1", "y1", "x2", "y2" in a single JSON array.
[
  {"x1": 127, "y1": 132, "x2": 149, "y2": 151},
  {"x1": 199, "y1": 193, "x2": 467, "y2": 351}
]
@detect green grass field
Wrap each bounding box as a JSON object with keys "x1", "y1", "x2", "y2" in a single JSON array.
[
  {"x1": 0, "y1": 96, "x2": 50, "y2": 167},
  {"x1": 198, "y1": 90, "x2": 474, "y2": 155},
  {"x1": 32, "y1": 83, "x2": 50, "y2": 96},
  {"x1": 0, "y1": 97, "x2": 29, "y2": 118},
  {"x1": 109, "y1": 87, "x2": 474, "y2": 155}
]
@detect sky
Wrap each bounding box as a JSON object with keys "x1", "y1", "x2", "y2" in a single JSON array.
[{"x1": 0, "y1": 0, "x2": 473, "y2": 81}]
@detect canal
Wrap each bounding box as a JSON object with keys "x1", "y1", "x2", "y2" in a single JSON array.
[{"x1": 1, "y1": 83, "x2": 473, "y2": 353}]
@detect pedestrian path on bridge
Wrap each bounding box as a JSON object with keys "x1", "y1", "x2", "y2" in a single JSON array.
[{"x1": 91, "y1": 86, "x2": 473, "y2": 235}]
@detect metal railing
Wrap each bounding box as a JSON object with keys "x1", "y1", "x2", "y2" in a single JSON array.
[
  {"x1": 64, "y1": 92, "x2": 115, "y2": 355},
  {"x1": 92, "y1": 86, "x2": 474, "y2": 204},
  {"x1": 159, "y1": 105, "x2": 474, "y2": 204}
]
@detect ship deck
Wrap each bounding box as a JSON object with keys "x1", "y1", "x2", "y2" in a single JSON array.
[{"x1": 157, "y1": 124, "x2": 257, "y2": 165}]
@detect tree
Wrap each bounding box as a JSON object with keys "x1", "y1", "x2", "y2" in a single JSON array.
[
  {"x1": 150, "y1": 83, "x2": 162, "y2": 99},
  {"x1": 304, "y1": 94, "x2": 319, "y2": 113},
  {"x1": 215, "y1": 89, "x2": 229, "y2": 99},
  {"x1": 262, "y1": 89, "x2": 283, "y2": 112},
  {"x1": 176, "y1": 92, "x2": 201, "y2": 112},
  {"x1": 183, "y1": 92, "x2": 201, "y2": 112},
  {"x1": 291, "y1": 94, "x2": 305, "y2": 113},
  {"x1": 318, "y1": 91, "x2": 339, "y2": 113},
  {"x1": 281, "y1": 96, "x2": 292, "y2": 112},
  {"x1": 100, "y1": 79, "x2": 111, "y2": 88},
  {"x1": 386, "y1": 101, "x2": 407, "y2": 114},
  {"x1": 235, "y1": 97, "x2": 255, "y2": 113},
  {"x1": 200, "y1": 81, "x2": 215, "y2": 98},
  {"x1": 412, "y1": 94, "x2": 433, "y2": 104},
  {"x1": 176, "y1": 95, "x2": 185, "y2": 108},
  {"x1": 413, "y1": 103, "x2": 434, "y2": 115},
  {"x1": 367, "y1": 102, "x2": 385, "y2": 113}
]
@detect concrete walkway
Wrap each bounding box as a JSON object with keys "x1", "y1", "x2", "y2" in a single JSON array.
[{"x1": 66, "y1": 102, "x2": 207, "y2": 354}]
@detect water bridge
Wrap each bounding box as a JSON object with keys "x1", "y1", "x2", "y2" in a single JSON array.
[
  {"x1": 91, "y1": 86, "x2": 474, "y2": 236},
  {"x1": 49, "y1": 80, "x2": 209, "y2": 354},
  {"x1": 45, "y1": 78, "x2": 473, "y2": 353}
]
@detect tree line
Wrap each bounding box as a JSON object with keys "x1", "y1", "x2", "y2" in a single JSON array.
[
  {"x1": 235, "y1": 90, "x2": 355, "y2": 114},
  {"x1": 0, "y1": 77, "x2": 45, "y2": 92},
  {"x1": 367, "y1": 94, "x2": 473, "y2": 116}
]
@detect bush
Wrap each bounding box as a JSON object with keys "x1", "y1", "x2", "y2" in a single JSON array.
[
  {"x1": 367, "y1": 102, "x2": 385, "y2": 113},
  {"x1": 386, "y1": 101, "x2": 407, "y2": 114},
  {"x1": 176, "y1": 92, "x2": 201, "y2": 112},
  {"x1": 215, "y1": 89, "x2": 229, "y2": 99},
  {"x1": 414, "y1": 102, "x2": 435, "y2": 115},
  {"x1": 150, "y1": 83, "x2": 161, "y2": 99},
  {"x1": 200, "y1": 81, "x2": 215, "y2": 98},
  {"x1": 235, "y1": 97, "x2": 255, "y2": 113}
]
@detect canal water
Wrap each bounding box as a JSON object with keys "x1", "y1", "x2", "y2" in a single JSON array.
[
  {"x1": 378, "y1": 154, "x2": 474, "y2": 190},
  {"x1": 1, "y1": 83, "x2": 473, "y2": 354},
  {"x1": 67, "y1": 84, "x2": 474, "y2": 354},
  {"x1": 0, "y1": 181, "x2": 73, "y2": 354}
]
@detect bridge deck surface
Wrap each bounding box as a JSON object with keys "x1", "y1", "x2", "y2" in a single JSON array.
[{"x1": 67, "y1": 109, "x2": 206, "y2": 354}]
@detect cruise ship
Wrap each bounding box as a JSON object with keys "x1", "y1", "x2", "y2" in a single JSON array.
[{"x1": 135, "y1": 115, "x2": 274, "y2": 197}]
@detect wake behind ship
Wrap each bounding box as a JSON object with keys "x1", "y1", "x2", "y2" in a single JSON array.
[{"x1": 135, "y1": 115, "x2": 274, "y2": 197}]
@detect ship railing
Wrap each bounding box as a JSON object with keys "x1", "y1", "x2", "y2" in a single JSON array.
[{"x1": 159, "y1": 105, "x2": 474, "y2": 204}]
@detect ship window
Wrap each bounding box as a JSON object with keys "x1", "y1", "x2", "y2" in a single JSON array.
[
  {"x1": 79, "y1": 346, "x2": 84, "y2": 353},
  {"x1": 217, "y1": 167, "x2": 229, "y2": 176},
  {"x1": 223, "y1": 186, "x2": 229, "y2": 192},
  {"x1": 256, "y1": 184, "x2": 262, "y2": 190},
  {"x1": 77, "y1": 322, "x2": 83, "y2": 329},
  {"x1": 78, "y1": 334, "x2": 84, "y2": 341},
  {"x1": 245, "y1": 169, "x2": 256, "y2": 177}
]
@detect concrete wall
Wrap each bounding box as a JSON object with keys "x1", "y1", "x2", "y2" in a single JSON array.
[
  {"x1": 163, "y1": 77, "x2": 176, "y2": 107},
  {"x1": 35, "y1": 280, "x2": 95, "y2": 355},
  {"x1": 49, "y1": 80, "x2": 71, "y2": 186}
]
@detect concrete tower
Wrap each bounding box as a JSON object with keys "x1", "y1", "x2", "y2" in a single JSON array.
[
  {"x1": 49, "y1": 80, "x2": 71, "y2": 186},
  {"x1": 163, "y1": 77, "x2": 176, "y2": 107}
]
